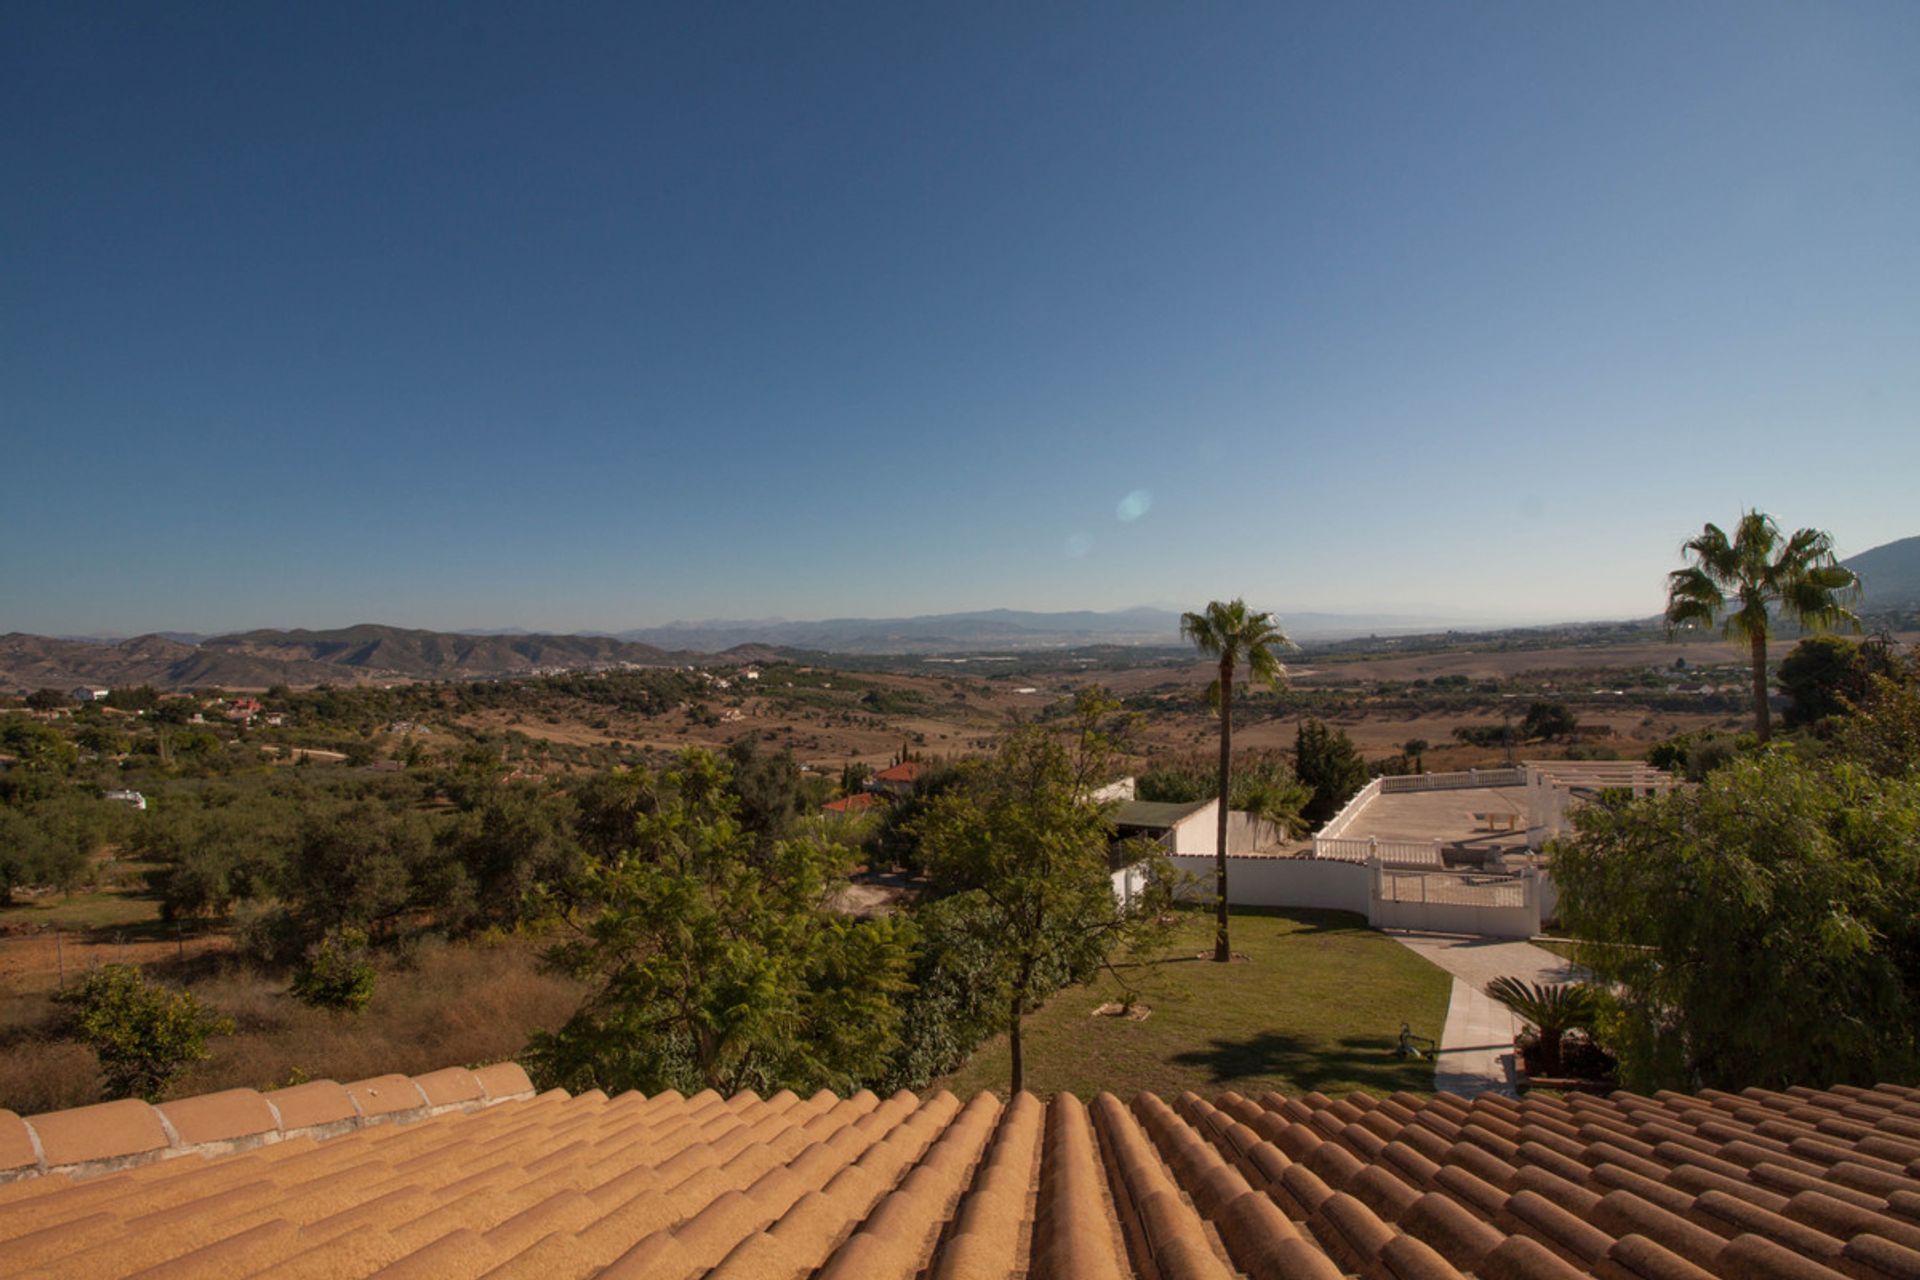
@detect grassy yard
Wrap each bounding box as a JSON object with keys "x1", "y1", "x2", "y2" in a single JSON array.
[{"x1": 938, "y1": 907, "x2": 1453, "y2": 1101}]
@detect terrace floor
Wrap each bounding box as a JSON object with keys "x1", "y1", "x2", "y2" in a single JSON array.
[{"x1": 1340, "y1": 784, "x2": 1533, "y2": 865}]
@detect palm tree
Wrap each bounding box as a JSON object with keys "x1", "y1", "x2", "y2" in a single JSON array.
[
  {"x1": 1665, "y1": 512, "x2": 1860, "y2": 743},
  {"x1": 1180, "y1": 599, "x2": 1289, "y2": 962}
]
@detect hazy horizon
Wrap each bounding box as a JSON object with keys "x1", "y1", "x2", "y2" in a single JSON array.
[
  {"x1": 6, "y1": 4, "x2": 1917, "y2": 636},
  {"x1": 40, "y1": 599, "x2": 1636, "y2": 644}
]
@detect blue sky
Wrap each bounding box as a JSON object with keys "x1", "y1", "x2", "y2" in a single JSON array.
[{"x1": 4, "y1": 2, "x2": 1916, "y2": 636}]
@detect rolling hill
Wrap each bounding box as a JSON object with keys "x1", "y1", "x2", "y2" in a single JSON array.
[
  {"x1": 0, "y1": 626, "x2": 687, "y2": 693},
  {"x1": 1846, "y1": 535, "x2": 1920, "y2": 612}
]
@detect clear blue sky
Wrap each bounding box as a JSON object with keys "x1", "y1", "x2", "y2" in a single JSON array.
[{"x1": 5, "y1": 2, "x2": 1917, "y2": 636}]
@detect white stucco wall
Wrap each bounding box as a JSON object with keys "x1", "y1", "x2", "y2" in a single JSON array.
[
  {"x1": 1109, "y1": 861, "x2": 1150, "y2": 909},
  {"x1": 1166, "y1": 854, "x2": 1372, "y2": 914},
  {"x1": 1166, "y1": 800, "x2": 1220, "y2": 855},
  {"x1": 1367, "y1": 897, "x2": 1540, "y2": 939}
]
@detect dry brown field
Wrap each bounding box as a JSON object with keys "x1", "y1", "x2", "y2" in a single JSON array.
[{"x1": 434, "y1": 631, "x2": 1784, "y2": 771}]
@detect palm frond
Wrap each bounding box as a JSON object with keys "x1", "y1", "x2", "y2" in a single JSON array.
[
  {"x1": 1484, "y1": 977, "x2": 1599, "y2": 1033},
  {"x1": 1664, "y1": 567, "x2": 1723, "y2": 632},
  {"x1": 1180, "y1": 610, "x2": 1222, "y2": 656}
]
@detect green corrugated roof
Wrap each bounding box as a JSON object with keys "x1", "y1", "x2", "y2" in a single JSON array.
[{"x1": 1110, "y1": 798, "x2": 1211, "y2": 829}]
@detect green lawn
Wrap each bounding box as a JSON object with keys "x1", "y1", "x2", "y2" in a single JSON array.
[{"x1": 937, "y1": 907, "x2": 1453, "y2": 1101}]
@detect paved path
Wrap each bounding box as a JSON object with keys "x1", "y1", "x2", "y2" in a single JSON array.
[{"x1": 1387, "y1": 932, "x2": 1580, "y2": 1097}]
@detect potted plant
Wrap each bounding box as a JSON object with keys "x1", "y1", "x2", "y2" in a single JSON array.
[{"x1": 1485, "y1": 977, "x2": 1612, "y2": 1088}]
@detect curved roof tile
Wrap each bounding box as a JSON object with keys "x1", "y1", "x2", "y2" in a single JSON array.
[{"x1": 3, "y1": 1070, "x2": 1920, "y2": 1276}]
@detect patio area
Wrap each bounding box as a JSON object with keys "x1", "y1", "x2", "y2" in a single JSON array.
[{"x1": 1332, "y1": 784, "x2": 1532, "y2": 868}]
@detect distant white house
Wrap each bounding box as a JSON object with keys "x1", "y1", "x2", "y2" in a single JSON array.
[
  {"x1": 104, "y1": 789, "x2": 147, "y2": 811},
  {"x1": 72, "y1": 687, "x2": 111, "y2": 702}
]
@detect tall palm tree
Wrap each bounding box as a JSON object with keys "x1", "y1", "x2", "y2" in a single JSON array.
[
  {"x1": 1665, "y1": 512, "x2": 1860, "y2": 743},
  {"x1": 1180, "y1": 599, "x2": 1289, "y2": 962}
]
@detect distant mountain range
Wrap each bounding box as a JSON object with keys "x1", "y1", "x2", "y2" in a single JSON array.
[
  {"x1": 0, "y1": 610, "x2": 1496, "y2": 691},
  {"x1": 7, "y1": 535, "x2": 1910, "y2": 692},
  {"x1": 0, "y1": 626, "x2": 690, "y2": 693},
  {"x1": 1847, "y1": 535, "x2": 1920, "y2": 611},
  {"x1": 602, "y1": 606, "x2": 1492, "y2": 654}
]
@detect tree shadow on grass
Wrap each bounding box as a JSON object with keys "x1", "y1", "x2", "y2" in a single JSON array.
[{"x1": 1169, "y1": 1029, "x2": 1434, "y2": 1094}]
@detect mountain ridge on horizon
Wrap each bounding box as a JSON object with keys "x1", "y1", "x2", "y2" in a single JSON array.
[{"x1": 12, "y1": 535, "x2": 1914, "y2": 690}]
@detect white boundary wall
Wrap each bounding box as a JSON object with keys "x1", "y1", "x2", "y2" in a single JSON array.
[
  {"x1": 1110, "y1": 861, "x2": 1151, "y2": 909},
  {"x1": 1167, "y1": 854, "x2": 1371, "y2": 913},
  {"x1": 1314, "y1": 836, "x2": 1445, "y2": 867},
  {"x1": 1155, "y1": 853, "x2": 1547, "y2": 939},
  {"x1": 1378, "y1": 767, "x2": 1526, "y2": 793},
  {"x1": 1314, "y1": 779, "x2": 1381, "y2": 843}
]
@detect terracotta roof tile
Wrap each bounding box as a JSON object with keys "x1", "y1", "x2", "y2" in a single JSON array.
[
  {"x1": 0, "y1": 1110, "x2": 37, "y2": 1176},
  {"x1": 8, "y1": 1067, "x2": 1920, "y2": 1276},
  {"x1": 264, "y1": 1079, "x2": 359, "y2": 1132},
  {"x1": 411, "y1": 1065, "x2": 487, "y2": 1109},
  {"x1": 28, "y1": 1097, "x2": 169, "y2": 1170},
  {"x1": 154, "y1": 1087, "x2": 279, "y2": 1148},
  {"x1": 344, "y1": 1072, "x2": 430, "y2": 1120},
  {"x1": 473, "y1": 1060, "x2": 536, "y2": 1100}
]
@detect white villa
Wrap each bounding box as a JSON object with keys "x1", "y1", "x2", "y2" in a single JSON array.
[{"x1": 1112, "y1": 761, "x2": 1672, "y2": 940}]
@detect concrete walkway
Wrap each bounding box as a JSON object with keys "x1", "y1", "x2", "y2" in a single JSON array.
[{"x1": 1387, "y1": 932, "x2": 1580, "y2": 1097}]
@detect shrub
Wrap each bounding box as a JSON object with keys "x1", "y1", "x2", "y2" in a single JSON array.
[
  {"x1": 60, "y1": 964, "x2": 235, "y2": 1101},
  {"x1": 291, "y1": 928, "x2": 378, "y2": 1013}
]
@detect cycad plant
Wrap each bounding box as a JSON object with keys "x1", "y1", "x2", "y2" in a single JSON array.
[{"x1": 1485, "y1": 977, "x2": 1599, "y2": 1075}]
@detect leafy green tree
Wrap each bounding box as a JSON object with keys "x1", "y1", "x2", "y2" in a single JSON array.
[
  {"x1": 0, "y1": 807, "x2": 68, "y2": 903},
  {"x1": 1521, "y1": 701, "x2": 1577, "y2": 742},
  {"x1": 135, "y1": 795, "x2": 293, "y2": 921},
  {"x1": 866, "y1": 760, "x2": 965, "y2": 873},
  {"x1": 568, "y1": 767, "x2": 655, "y2": 863},
  {"x1": 1835, "y1": 649, "x2": 1920, "y2": 780},
  {"x1": 526, "y1": 750, "x2": 912, "y2": 1096},
  {"x1": 839, "y1": 760, "x2": 873, "y2": 796},
  {"x1": 0, "y1": 793, "x2": 129, "y2": 897},
  {"x1": 725, "y1": 735, "x2": 805, "y2": 851},
  {"x1": 148, "y1": 698, "x2": 197, "y2": 726},
  {"x1": 1553, "y1": 753, "x2": 1920, "y2": 1090},
  {"x1": 1136, "y1": 748, "x2": 1309, "y2": 837},
  {"x1": 1777, "y1": 634, "x2": 1893, "y2": 729},
  {"x1": 1180, "y1": 599, "x2": 1289, "y2": 962},
  {"x1": 443, "y1": 785, "x2": 580, "y2": 927},
  {"x1": 1665, "y1": 512, "x2": 1861, "y2": 742},
  {"x1": 283, "y1": 801, "x2": 452, "y2": 942},
  {"x1": 60, "y1": 964, "x2": 235, "y2": 1101},
  {"x1": 291, "y1": 927, "x2": 378, "y2": 1013},
  {"x1": 1295, "y1": 718, "x2": 1368, "y2": 827},
  {"x1": 2, "y1": 716, "x2": 78, "y2": 774},
  {"x1": 75, "y1": 723, "x2": 128, "y2": 755},
  {"x1": 881, "y1": 890, "x2": 1014, "y2": 1091},
  {"x1": 25, "y1": 688, "x2": 68, "y2": 711},
  {"x1": 914, "y1": 690, "x2": 1172, "y2": 1092}
]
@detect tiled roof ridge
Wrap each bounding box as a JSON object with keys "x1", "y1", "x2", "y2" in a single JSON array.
[
  {"x1": 0, "y1": 1060, "x2": 534, "y2": 1183},
  {"x1": 1, "y1": 1072, "x2": 1918, "y2": 1277}
]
